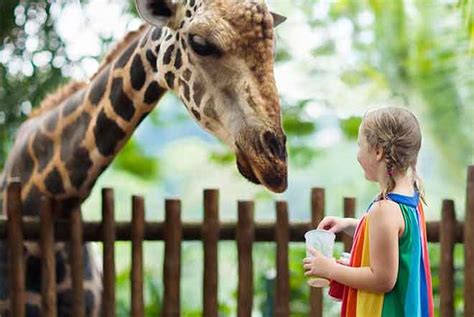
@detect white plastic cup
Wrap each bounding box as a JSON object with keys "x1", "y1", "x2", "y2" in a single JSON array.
[{"x1": 304, "y1": 229, "x2": 335, "y2": 287}]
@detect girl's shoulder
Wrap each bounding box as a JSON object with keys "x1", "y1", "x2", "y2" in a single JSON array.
[{"x1": 367, "y1": 199, "x2": 405, "y2": 235}]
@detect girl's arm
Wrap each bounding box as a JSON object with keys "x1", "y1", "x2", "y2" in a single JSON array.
[
  {"x1": 304, "y1": 200, "x2": 403, "y2": 293},
  {"x1": 342, "y1": 218, "x2": 359, "y2": 236}
]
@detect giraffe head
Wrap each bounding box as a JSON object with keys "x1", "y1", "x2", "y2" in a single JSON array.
[{"x1": 136, "y1": 0, "x2": 288, "y2": 193}]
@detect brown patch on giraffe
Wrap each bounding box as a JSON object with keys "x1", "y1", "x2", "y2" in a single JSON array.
[
  {"x1": 130, "y1": 54, "x2": 147, "y2": 91},
  {"x1": 93, "y1": 109, "x2": 126, "y2": 157},
  {"x1": 65, "y1": 147, "x2": 93, "y2": 190},
  {"x1": 109, "y1": 77, "x2": 136, "y2": 121},
  {"x1": 44, "y1": 167, "x2": 65, "y2": 195},
  {"x1": 192, "y1": 81, "x2": 205, "y2": 107},
  {"x1": 144, "y1": 81, "x2": 166, "y2": 104},
  {"x1": 22, "y1": 184, "x2": 41, "y2": 216},
  {"x1": 29, "y1": 81, "x2": 87, "y2": 118},
  {"x1": 62, "y1": 90, "x2": 86, "y2": 118},
  {"x1": 89, "y1": 65, "x2": 111, "y2": 106},
  {"x1": 32, "y1": 132, "x2": 54, "y2": 173}
]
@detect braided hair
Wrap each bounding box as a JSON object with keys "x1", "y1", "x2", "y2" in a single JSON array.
[{"x1": 360, "y1": 106, "x2": 426, "y2": 204}]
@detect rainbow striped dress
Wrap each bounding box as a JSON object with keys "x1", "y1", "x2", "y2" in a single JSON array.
[{"x1": 340, "y1": 192, "x2": 434, "y2": 317}]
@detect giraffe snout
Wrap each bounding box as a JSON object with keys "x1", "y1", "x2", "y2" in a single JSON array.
[{"x1": 262, "y1": 131, "x2": 287, "y2": 161}]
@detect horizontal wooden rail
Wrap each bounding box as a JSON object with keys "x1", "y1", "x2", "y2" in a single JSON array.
[{"x1": 0, "y1": 218, "x2": 464, "y2": 243}]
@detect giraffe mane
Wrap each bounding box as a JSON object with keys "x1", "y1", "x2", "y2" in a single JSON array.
[
  {"x1": 28, "y1": 24, "x2": 150, "y2": 118},
  {"x1": 90, "y1": 23, "x2": 149, "y2": 80},
  {"x1": 28, "y1": 81, "x2": 87, "y2": 118}
]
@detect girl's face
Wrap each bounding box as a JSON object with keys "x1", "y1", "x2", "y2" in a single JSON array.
[{"x1": 357, "y1": 124, "x2": 383, "y2": 182}]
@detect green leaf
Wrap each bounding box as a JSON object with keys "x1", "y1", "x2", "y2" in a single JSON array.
[{"x1": 340, "y1": 116, "x2": 362, "y2": 140}]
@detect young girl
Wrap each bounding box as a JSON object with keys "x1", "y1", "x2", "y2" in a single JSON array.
[{"x1": 303, "y1": 106, "x2": 434, "y2": 316}]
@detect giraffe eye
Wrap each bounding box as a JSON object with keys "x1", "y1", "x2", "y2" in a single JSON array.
[{"x1": 189, "y1": 34, "x2": 222, "y2": 57}]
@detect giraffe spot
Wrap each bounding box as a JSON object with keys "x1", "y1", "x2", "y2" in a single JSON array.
[
  {"x1": 61, "y1": 112, "x2": 91, "y2": 163},
  {"x1": 55, "y1": 250, "x2": 67, "y2": 283},
  {"x1": 57, "y1": 290, "x2": 74, "y2": 315},
  {"x1": 23, "y1": 185, "x2": 41, "y2": 216},
  {"x1": 186, "y1": 10, "x2": 192, "y2": 17},
  {"x1": 45, "y1": 111, "x2": 58, "y2": 132},
  {"x1": 144, "y1": 81, "x2": 165, "y2": 104},
  {"x1": 163, "y1": 44, "x2": 175, "y2": 65},
  {"x1": 85, "y1": 290, "x2": 95, "y2": 316},
  {"x1": 109, "y1": 77, "x2": 136, "y2": 121},
  {"x1": 183, "y1": 69, "x2": 192, "y2": 81},
  {"x1": 89, "y1": 65, "x2": 111, "y2": 106},
  {"x1": 204, "y1": 99, "x2": 219, "y2": 121},
  {"x1": 155, "y1": 44, "x2": 161, "y2": 55},
  {"x1": 66, "y1": 147, "x2": 93, "y2": 190},
  {"x1": 32, "y1": 132, "x2": 54, "y2": 173},
  {"x1": 58, "y1": 197, "x2": 80, "y2": 215},
  {"x1": 179, "y1": 21, "x2": 185, "y2": 28},
  {"x1": 130, "y1": 55, "x2": 147, "y2": 91},
  {"x1": 174, "y1": 48, "x2": 183, "y2": 69},
  {"x1": 179, "y1": 79, "x2": 190, "y2": 102},
  {"x1": 0, "y1": 243, "x2": 8, "y2": 300},
  {"x1": 190, "y1": 0, "x2": 195, "y2": 6},
  {"x1": 146, "y1": 49, "x2": 157, "y2": 72},
  {"x1": 17, "y1": 143, "x2": 34, "y2": 184},
  {"x1": 94, "y1": 110, "x2": 126, "y2": 157},
  {"x1": 44, "y1": 168, "x2": 65, "y2": 195},
  {"x1": 180, "y1": 37, "x2": 187, "y2": 49},
  {"x1": 26, "y1": 256, "x2": 41, "y2": 293},
  {"x1": 193, "y1": 81, "x2": 205, "y2": 107},
  {"x1": 151, "y1": 27, "x2": 162, "y2": 41},
  {"x1": 191, "y1": 108, "x2": 201, "y2": 121},
  {"x1": 165, "y1": 33, "x2": 173, "y2": 41},
  {"x1": 114, "y1": 39, "x2": 139, "y2": 69},
  {"x1": 62, "y1": 90, "x2": 86, "y2": 117},
  {"x1": 25, "y1": 304, "x2": 40, "y2": 317},
  {"x1": 165, "y1": 72, "x2": 175, "y2": 89},
  {"x1": 175, "y1": 33, "x2": 180, "y2": 41},
  {"x1": 137, "y1": 111, "x2": 151, "y2": 126}
]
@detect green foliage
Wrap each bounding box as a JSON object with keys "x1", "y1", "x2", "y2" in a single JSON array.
[
  {"x1": 112, "y1": 139, "x2": 159, "y2": 180},
  {"x1": 340, "y1": 116, "x2": 362, "y2": 140}
]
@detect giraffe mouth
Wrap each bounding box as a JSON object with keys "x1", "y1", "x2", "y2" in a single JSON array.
[{"x1": 235, "y1": 147, "x2": 288, "y2": 193}]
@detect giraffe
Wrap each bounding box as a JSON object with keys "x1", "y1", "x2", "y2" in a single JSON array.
[{"x1": 0, "y1": 0, "x2": 287, "y2": 315}]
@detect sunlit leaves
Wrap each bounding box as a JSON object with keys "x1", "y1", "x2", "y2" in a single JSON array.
[{"x1": 339, "y1": 116, "x2": 362, "y2": 140}]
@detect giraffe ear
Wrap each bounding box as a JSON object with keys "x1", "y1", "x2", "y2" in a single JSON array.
[
  {"x1": 135, "y1": 0, "x2": 178, "y2": 27},
  {"x1": 270, "y1": 11, "x2": 287, "y2": 27}
]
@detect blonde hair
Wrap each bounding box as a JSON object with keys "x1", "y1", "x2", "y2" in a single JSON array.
[{"x1": 360, "y1": 106, "x2": 426, "y2": 204}]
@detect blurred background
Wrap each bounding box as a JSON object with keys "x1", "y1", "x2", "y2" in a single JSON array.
[{"x1": 0, "y1": 0, "x2": 472, "y2": 315}]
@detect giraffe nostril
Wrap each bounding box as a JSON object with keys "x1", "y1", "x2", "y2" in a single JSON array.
[{"x1": 263, "y1": 131, "x2": 286, "y2": 160}]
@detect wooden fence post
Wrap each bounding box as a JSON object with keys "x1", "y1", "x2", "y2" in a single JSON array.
[
  {"x1": 6, "y1": 181, "x2": 24, "y2": 317},
  {"x1": 440, "y1": 200, "x2": 455, "y2": 317},
  {"x1": 465, "y1": 165, "x2": 474, "y2": 316},
  {"x1": 40, "y1": 196, "x2": 56, "y2": 317},
  {"x1": 70, "y1": 206, "x2": 84, "y2": 317},
  {"x1": 102, "y1": 188, "x2": 116, "y2": 317},
  {"x1": 163, "y1": 199, "x2": 182, "y2": 316},
  {"x1": 342, "y1": 197, "x2": 356, "y2": 252},
  {"x1": 131, "y1": 196, "x2": 145, "y2": 317},
  {"x1": 237, "y1": 201, "x2": 254, "y2": 317},
  {"x1": 275, "y1": 201, "x2": 290, "y2": 316},
  {"x1": 202, "y1": 189, "x2": 219, "y2": 317},
  {"x1": 310, "y1": 188, "x2": 325, "y2": 317}
]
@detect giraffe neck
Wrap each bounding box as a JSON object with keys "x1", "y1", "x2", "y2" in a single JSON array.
[{"x1": 7, "y1": 25, "x2": 176, "y2": 212}]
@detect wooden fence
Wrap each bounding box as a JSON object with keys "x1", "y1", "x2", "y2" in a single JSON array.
[{"x1": 0, "y1": 165, "x2": 473, "y2": 317}]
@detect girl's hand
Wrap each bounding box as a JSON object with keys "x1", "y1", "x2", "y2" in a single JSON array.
[
  {"x1": 317, "y1": 216, "x2": 356, "y2": 234},
  {"x1": 302, "y1": 247, "x2": 337, "y2": 280}
]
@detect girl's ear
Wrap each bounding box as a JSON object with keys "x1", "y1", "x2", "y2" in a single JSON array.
[
  {"x1": 375, "y1": 145, "x2": 384, "y2": 162},
  {"x1": 135, "y1": 0, "x2": 179, "y2": 28}
]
